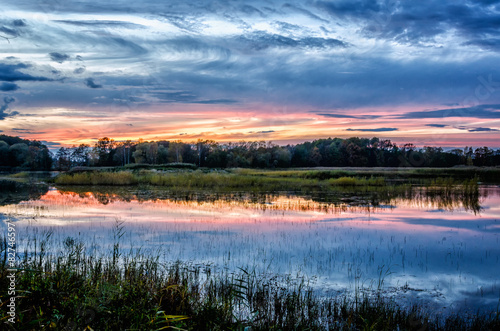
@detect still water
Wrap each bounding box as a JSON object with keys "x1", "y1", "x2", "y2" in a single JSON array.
[{"x1": 1, "y1": 185, "x2": 499, "y2": 315}]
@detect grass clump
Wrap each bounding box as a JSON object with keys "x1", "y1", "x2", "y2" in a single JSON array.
[{"x1": 8, "y1": 172, "x2": 30, "y2": 179}]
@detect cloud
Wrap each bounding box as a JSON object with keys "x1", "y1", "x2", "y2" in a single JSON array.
[
  {"x1": 0, "y1": 19, "x2": 27, "y2": 39},
  {"x1": 74, "y1": 67, "x2": 86, "y2": 74},
  {"x1": 191, "y1": 99, "x2": 238, "y2": 104},
  {"x1": 85, "y1": 78, "x2": 103, "y2": 89},
  {"x1": 272, "y1": 21, "x2": 302, "y2": 32},
  {"x1": 0, "y1": 26, "x2": 18, "y2": 37},
  {"x1": 53, "y1": 20, "x2": 144, "y2": 29},
  {"x1": 463, "y1": 38, "x2": 500, "y2": 51},
  {"x1": 425, "y1": 124, "x2": 448, "y2": 128},
  {"x1": 318, "y1": 113, "x2": 358, "y2": 119},
  {"x1": 318, "y1": 113, "x2": 381, "y2": 119},
  {"x1": 12, "y1": 19, "x2": 26, "y2": 27},
  {"x1": 282, "y1": 3, "x2": 329, "y2": 23},
  {"x1": 399, "y1": 104, "x2": 500, "y2": 119},
  {"x1": 346, "y1": 128, "x2": 398, "y2": 132},
  {"x1": 0, "y1": 63, "x2": 53, "y2": 82},
  {"x1": 3, "y1": 0, "x2": 500, "y2": 140},
  {"x1": 466, "y1": 127, "x2": 499, "y2": 132},
  {"x1": 158, "y1": 14, "x2": 206, "y2": 32},
  {"x1": 49, "y1": 52, "x2": 70, "y2": 63},
  {"x1": 317, "y1": 0, "x2": 382, "y2": 20},
  {"x1": 237, "y1": 31, "x2": 348, "y2": 51},
  {"x1": 315, "y1": 0, "x2": 500, "y2": 50},
  {"x1": 0, "y1": 96, "x2": 18, "y2": 120},
  {"x1": 0, "y1": 82, "x2": 19, "y2": 91},
  {"x1": 11, "y1": 128, "x2": 47, "y2": 134},
  {"x1": 149, "y1": 90, "x2": 236, "y2": 104}
]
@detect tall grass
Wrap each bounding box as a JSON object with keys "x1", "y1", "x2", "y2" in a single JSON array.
[
  {"x1": 1, "y1": 232, "x2": 498, "y2": 330},
  {"x1": 55, "y1": 171, "x2": 138, "y2": 185},
  {"x1": 54, "y1": 170, "x2": 389, "y2": 191},
  {"x1": 233, "y1": 167, "x2": 500, "y2": 183}
]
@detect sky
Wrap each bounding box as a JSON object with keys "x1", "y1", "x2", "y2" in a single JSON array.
[{"x1": 1, "y1": 0, "x2": 500, "y2": 148}]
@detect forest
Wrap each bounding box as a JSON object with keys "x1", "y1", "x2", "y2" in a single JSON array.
[{"x1": 1, "y1": 134, "x2": 500, "y2": 171}]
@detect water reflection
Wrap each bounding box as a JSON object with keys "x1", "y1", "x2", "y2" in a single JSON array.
[
  {"x1": 1, "y1": 185, "x2": 499, "y2": 314},
  {"x1": 52, "y1": 183, "x2": 484, "y2": 213},
  {"x1": 0, "y1": 181, "x2": 48, "y2": 206}
]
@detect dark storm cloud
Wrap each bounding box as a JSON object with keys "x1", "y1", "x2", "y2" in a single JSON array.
[
  {"x1": 0, "y1": 63, "x2": 53, "y2": 82},
  {"x1": 84, "y1": 78, "x2": 103, "y2": 88},
  {"x1": 346, "y1": 127, "x2": 398, "y2": 132},
  {"x1": 0, "y1": 82, "x2": 19, "y2": 91},
  {"x1": 49, "y1": 52, "x2": 71, "y2": 63},
  {"x1": 399, "y1": 104, "x2": 500, "y2": 119}
]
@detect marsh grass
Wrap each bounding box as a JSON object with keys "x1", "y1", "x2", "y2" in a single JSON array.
[
  {"x1": 1, "y1": 231, "x2": 499, "y2": 330},
  {"x1": 54, "y1": 166, "x2": 500, "y2": 191},
  {"x1": 54, "y1": 171, "x2": 138, "y2": 185},
  {"x1": 54, "y1": 169, "x2": 387, "y2": 191},
  {"x1": 234, "y1": 167, "x2": 500, "y2": 183}
]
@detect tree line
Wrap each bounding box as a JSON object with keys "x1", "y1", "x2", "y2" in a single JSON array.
[
  {"x1": 55, "y1": 136, "x2": 500, "y2": 170},
  {"x1": 1, "y1": 134, "x2": 499, "y2": 171}
]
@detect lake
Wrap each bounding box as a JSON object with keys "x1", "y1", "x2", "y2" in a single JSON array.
[{"x1": 1, "y1": 184, "x2": 499, "y2": 316}]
